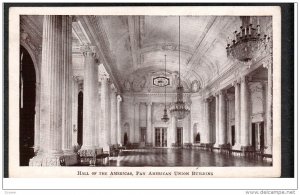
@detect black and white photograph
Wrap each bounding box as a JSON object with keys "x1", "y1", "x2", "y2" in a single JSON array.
[{"x1": 5, "y1": 5, "x2": 286, "y2": 182}]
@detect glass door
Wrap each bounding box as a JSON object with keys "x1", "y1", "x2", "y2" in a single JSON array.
[
  {"x1": 155, "y1": 128, "x2": 168, "y2": 147},
  {"x1": 162, "y1": 128, "x2": 167, "y2": 147},
  {"x1": 155, "y1": 128, "x2": 161, "y2": 147},
  {"x1": 176, "y1": 127, "x2": 183, "y2": 147}
]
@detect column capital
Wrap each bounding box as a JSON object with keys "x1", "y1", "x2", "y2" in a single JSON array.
[
  {"x1": 134, "y1": 102, "x2": 140, "y2": 106},
  {"x1": 232, "y1": 79, "x2": 241, "y2": 87},
  {"x1": 204, "y1": 97, "x2": 212, "y2": 103},
  {"x1": 117, "y1": 95, "x2": 122, "y2": 102},
  {"x1": 110, "y1": 83, "x2": 117, "y2": 93},
  {"x1": 240, "y1": 76, "x2": 249, "y2": 84},
  {"x1": 100, "y1": 75, "x2": 110, "y2": 83},
  {"x1": 146, "y1": 101, "x2": 153, "y2": 106},
  {"x1": 80, "y1": 45, "x2": 97, "y2": 57}
]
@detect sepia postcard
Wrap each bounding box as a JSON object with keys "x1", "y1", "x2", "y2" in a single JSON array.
[{"x1": 6, "y1": 5, "x2": 281, "y2": 179}]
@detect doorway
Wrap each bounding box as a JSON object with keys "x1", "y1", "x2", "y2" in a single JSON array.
[
  {"x1": 231, "y1": 125, "x2": 235, "y2": 146},
  {"x1": 124, "y1": 133, "x2": 128, "y2": 146},
  {"x1": 251, "y1": 122, "x2": 265, "y2": 152},
  {"x1": 155, "y1": 128, "x2": 167, "y2": 147},
  {"x1": 140, "y1": 127, "x2": 146, "y2": 142},
  {"x1": 77, "y1": 91, "x2": 83, "y2": 146},
  {"x1": 20, "y1": 46, "x2": 36, "y2": 166},
  {"x1": 176, "y1": 127, "x2": 183, "y2": 147}
]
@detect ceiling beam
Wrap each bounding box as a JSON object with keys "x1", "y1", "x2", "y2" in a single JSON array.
[
  {"x1": 127, "y1": 16, "x2": 141, "y2": 70},
  {"x1": 185, "y1": 16, "x2": 217, "y2": 72}
]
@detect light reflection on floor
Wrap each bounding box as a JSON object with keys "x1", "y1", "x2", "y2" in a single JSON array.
[{"x1": 106, "y1": 148, "x2": 272, "y2": 167}]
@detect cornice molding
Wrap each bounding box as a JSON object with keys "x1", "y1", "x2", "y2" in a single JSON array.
[{"x1": 78, "y1": 15, "x2": 122, "y2": 92}]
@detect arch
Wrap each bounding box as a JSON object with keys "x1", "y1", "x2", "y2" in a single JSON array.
[
  {"x1": 193, "y1": 123, "x2": 200, "y2": 143},
  {"x1": 20, "y1": 41, "x2": 40, "y2": 84},
  {"x1": 20, "y1": 45, "x2": 36, "y2": 165}
]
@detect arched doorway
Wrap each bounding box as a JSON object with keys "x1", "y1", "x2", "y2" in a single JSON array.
[
  {"x1": 77, "y1": 91, "x2": 83, "y2": 146},
  {"x1": 20, "y1": 46, "x2": 36, "y2": 166}
]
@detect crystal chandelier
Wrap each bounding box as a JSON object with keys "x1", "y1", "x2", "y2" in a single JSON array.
[
  {"x1": 226, "y1": 16, "x2": 271, "y2": 62},
  {"x1": 161, "y1": 55, "x2": 169, "y2": 123},
  {"x1": 170, "y1": 16, "x2": 190, "y2": 120}
]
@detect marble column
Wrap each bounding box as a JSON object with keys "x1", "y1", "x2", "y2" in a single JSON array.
[
  {"x1": 183, "y1": 113, "x2": 191, "y2": 144},
  {"x1": 234, "y1": 81, "x2": 241, "y2": 149},
  {"x1": 93, "y1": 84, "x2": 100, "y2": 148},
  {"x1": 71, "y1": 78, "x2": 79, "y2": 146},
  {"x1": 34, "y1": 82, "x2": 40, "y2": 152},
  {"x1": 169, "y1": 115, "x2": 177, "y2": 147},
  {"x1": 30, "y1": 16, "x2": 64, "y2": 166},
  {"x1": 117, "y1": 95, "x2": 122, "y2": 145},
  {"x1": 97, "y1": 84, "x2": 102, "y2": 147},
  {"x1": 203, "y1": 98, "x2": 210, "y2": 144},
  {"x1": 134, "y1": 102, "x2": 140, "y2": 143},
  {"x1": 265, "y1": 63, "x2": 273, "y2": 155},
  {"x1": 61, "y1": 16, "x2": 74, "y2": 156},
  {"x1": 240, "y1": 76, "x2": 250, "y2": 147},
  {"x1": 214, "y1": 94, "x2": 219, "y2": 147},
  {"x1": 80, "y1": 45, "x2": 98, "y2": 150},
  {"x1": 219, "y1": 91, "x2": 226, "y2": 146},
  {"x1": 146, "y1": 102, "x2": 152, "y2": 146},
  {"x1": 110, "y1": 86, "x2": 117, "y2": 145},
  {"x1": 100, "y1": 76, "x2": 111, "y2": 150}
]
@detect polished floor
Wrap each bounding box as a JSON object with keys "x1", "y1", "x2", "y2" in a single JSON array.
[{"x1": 106, "y1": 148, "x2": 271, "y2": 167}]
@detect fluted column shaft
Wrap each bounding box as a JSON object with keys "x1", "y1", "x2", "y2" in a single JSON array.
[
  {"x1": 134, "y1": 102, "x2": 140, "y2": 143},
  {"x1": 214, "y1": 95, "x2": 219, "y2": 146},
  {"x1": 93, "y1": 85, "x2": 100, "y2": 148},
  {"x1": 240, "y1": 77, "x2": 250, "y2": 146},
  {"x1": 62, "y1": 16, "x2": 73, "y2": 153},
  {"x1": 110, "y1": 88, "x2": 117, "y2": 145},
  {"x1": 234, "y1": 81, "x2": 241, "y2": 148},
  {"x1": 34, "y1": 82, "x2": 41, "y2": 152},
  {"x1": 71, "y1": 78, "x2": 79, "y2": 146},
  {"x1": 146, "y1": 102, "x2": 152, "y2": 144},
  {"x1": 219, "y1": 91, "x2": 226, "y2": 145},
  {"x1": 81, "y1": 45, "x2": 98, "y2": 150},
  {"x1": 117, "y1": 95, "x2": 122, "y2": 145},
  {"x1": 266, "y1": 64, "x2": 273, "y2": 154},
  {"x1": 100, "y1": 77, "x2": 111, "y2": 147},
  {"x1": 39, "y1": 16, "x2": 63, "y2": 156},
  {"x1": 204, "y1": 99, "x2": 210, "y2": 143},
  {"x1": 183, "y1": 113, "x2": 191, "y2": 144},
  {"x1": 171, "y1": 115, "x2": 177, "y2": 146}
]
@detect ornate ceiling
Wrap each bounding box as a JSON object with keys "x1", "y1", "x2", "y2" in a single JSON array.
[{"x1": 20, "y1": 15, "x2": 271, "y2": 93}]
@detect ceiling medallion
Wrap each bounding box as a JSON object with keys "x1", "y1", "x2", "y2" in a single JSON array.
[
  {"x1": 153, "y1": 76, "x2": 170, "y2": 87},
  {"x1": 226, "y1": 16, "x2": 271, "y2": 64},
  {"x1": 170, "y1": 16, "x2": 190, "y2": 120},
  {"x1": 161, "y1": 55, "x2": 170, "y2": 123}
]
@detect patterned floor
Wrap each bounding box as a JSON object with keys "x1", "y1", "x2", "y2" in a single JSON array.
[{"x1": 105, "y1": 148, "x2": 271, "y2": 167}]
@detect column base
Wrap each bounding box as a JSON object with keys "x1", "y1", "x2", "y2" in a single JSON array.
[
  {"x1": 264, "y1": 145, "x2": 272, "y2": 156},
  {"x1": 183, "y1": 143, "x2": 193, "y2": 149},
  {"x1": 232, "y1": 144, "x2": 242, "y2": 151},
  {"x1": 213, "y1": 143, "x2": 220, "y2": 148},
  {"x1": 29, "y1": 153, "x2": 63, "y2": 166},
  {"x1": 145, "y1": 142, "x2": 153, "y2": 148},
  {"x1": 200, "y1": 143, "x2": 214, "y2": 151}
]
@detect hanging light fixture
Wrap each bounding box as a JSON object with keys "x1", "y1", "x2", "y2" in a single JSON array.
[
  {"x1": 170, "y1": 16, "x2": 190, "y2": 120},
  {"x1": 161, "y1": 54, "x2": 170, "y2": 123},
  {"x1": 226, "y1": 16, "x2": 271, "y2": 63}
]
